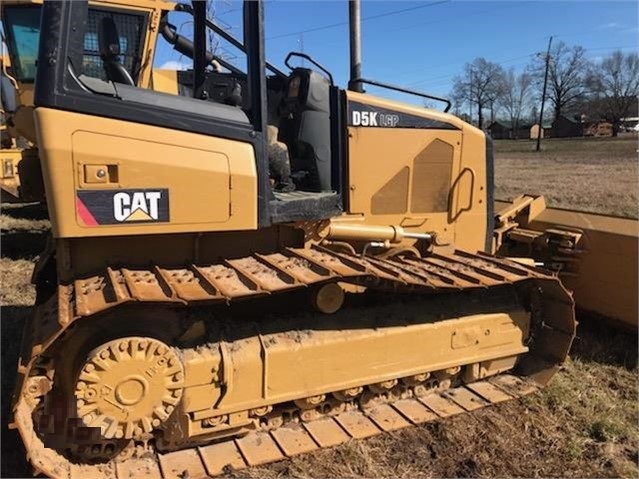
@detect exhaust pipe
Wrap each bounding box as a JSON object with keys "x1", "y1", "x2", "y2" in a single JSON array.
[{"x1": 347, "y1": 0, "x2": 363, "y2": 92}]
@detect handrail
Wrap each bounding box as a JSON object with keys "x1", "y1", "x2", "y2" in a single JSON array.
[
  {"x1": 284, "y1": 52, "x2": 334, "y2": 86},
  {"x1": 448, "y1": 167, "x2": 475, "y2": 223},
  {"x1": 351, "y1": 77, "x2": 451, "y2": 112}
]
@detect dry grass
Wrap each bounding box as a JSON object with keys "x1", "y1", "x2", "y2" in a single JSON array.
[
  {"x1": 0, "y1": 203, "x2": 50, "y2": 233},
  {"x1": 1, "y1": 135, "x2": 638, "y2": 478},
  {"x1": 494, "y1": 135, "x2": 639, "y2": 218}
]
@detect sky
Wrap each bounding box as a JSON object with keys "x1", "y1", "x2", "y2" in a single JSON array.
[{"x1": 155, "y1": 0, "x2": 639, "y2": 106}]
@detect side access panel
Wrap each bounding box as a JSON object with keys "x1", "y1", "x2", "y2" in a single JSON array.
[
  {"x1": 345, "y1": 91, "x2": 490, "y2": 254},
  {"x1": 36, "y1": 108, "x2": 257, "y2": 238}
]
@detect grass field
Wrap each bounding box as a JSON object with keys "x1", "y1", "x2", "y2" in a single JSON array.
[
  {"x1": 1, "y1": 136, "x2": 637, "y2": 478},
  {"x1": 493, "y1": 135, "x2": 638, "y2": 218}
]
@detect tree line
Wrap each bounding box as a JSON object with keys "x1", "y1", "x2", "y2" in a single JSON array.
[{"x1": 448, "y1": 42, "x2": 639, "y2": 136}]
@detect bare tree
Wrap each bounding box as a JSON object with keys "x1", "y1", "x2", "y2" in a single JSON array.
[
  {"x1": 588, "y1": 50, "x2": 639, "y2": 136},
  {"x1": 529, "y1": 41, "x2": 591, "y2": 120},
  {"x1": 497, "y1": 68, "x2": 533, "y2": 139},
  {"x1": 451, "y1": 58, "x2": 505, "y2": 129}
]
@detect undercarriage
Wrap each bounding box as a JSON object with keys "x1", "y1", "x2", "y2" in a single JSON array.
[{"x1": 11, "y1": 247, "x2": 575, "y2": 478}]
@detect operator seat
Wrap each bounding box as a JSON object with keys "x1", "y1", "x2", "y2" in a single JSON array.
[
  {"x1": 98, "y1": 17, "x2": 135, "y2": 86},
  {"x1": 280, "y1": 69, "x2": 332, "y2": 192}
]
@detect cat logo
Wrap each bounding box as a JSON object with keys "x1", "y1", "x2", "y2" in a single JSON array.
[
  {"x1": 76, "y1": 188, "x2": 170, "y2": 226},
  {"x1": 114, "y1": 191, "x2": 162, "y2": 222}
]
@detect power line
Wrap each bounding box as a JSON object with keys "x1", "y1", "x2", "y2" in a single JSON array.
[
  {"x1": 583, "y1": 44, "x2": 637, "y2": 52},
  {"x1": 305, "y1": 3, "x2": 527, "y2": 72},
  {"x1": 402, "y1": 45, "x2": 637, "y2": 90},
  {"x1": 359, "y1": 1, "x2": 450, "y2": 22},
  {"x1": 554, "y1": 26, "x2": 634, "y2": 38},
  {"x1": 405, "y1": 54, "x2": 536, "y2": 88},
  {"x1": 378, "y1": 3, "x2": 524, "y2": 37},
  {"x1": 266, "y1": 0, "x2": 450, "y2": 41}
]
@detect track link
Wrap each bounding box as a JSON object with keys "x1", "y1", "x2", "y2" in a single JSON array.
[
  {"x1": 15, "y1": 373, "x2": 539, "y2": 479},
  {"x1": 11, "y1": 247, "x2": 576, "y2": 478}
]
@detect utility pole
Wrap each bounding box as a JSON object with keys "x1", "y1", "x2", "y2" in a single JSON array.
[
  {"x1": 536, "y1": 36, "x2": 552, "y2": 152},
  {"x1": 469, "y1": 69, "x2": 473, "y2": 125}
]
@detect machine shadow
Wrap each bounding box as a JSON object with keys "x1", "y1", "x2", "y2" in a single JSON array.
[
  {"x1": 570, "y1": 310, "x2": 638, "y2": 370},
  {"x1": 1, "y1": 230, "x2": 48, "y2": 260},
  {"x1": 1, "y1": 305, "x2": 33, "y2": 479},
  {"x1": 1, "y1": 203, "x2": 49, "y2": 222}
]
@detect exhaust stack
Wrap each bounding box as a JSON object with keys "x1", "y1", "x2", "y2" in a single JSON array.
[{"x1": 348, "y1": 0, "x2": 363, "y2": 92}]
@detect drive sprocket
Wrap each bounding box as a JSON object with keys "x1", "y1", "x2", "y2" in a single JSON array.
[{"x1": 74, "y1": 337, "x2": 184, "y2": 440}]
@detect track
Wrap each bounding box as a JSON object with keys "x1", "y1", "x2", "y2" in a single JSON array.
[{"x1": 11, "y1": 247, "x2": 576, "y2": 478}]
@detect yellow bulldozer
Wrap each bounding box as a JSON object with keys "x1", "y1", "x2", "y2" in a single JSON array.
[{"x1": 1, "y1": 0, "x2": 635, "y2": 478}]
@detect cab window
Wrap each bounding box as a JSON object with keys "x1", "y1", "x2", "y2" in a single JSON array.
[
  {"x1": 2, "y1": 5, "x2": 146, "y2": 84},
  {"x1": 2, "y1": 5, "x2": 40, "y2": 82},
  {"x1": 81, "y1": 8, "x2": 147, "y2": 82}
]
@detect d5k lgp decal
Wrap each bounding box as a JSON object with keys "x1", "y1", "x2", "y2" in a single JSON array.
[
  {"x1": 76, "y1": 189, "x2": 170, "y2": 226},
  {"x1": 348, "y1": 101, "x2": 460, "y2": 130}
]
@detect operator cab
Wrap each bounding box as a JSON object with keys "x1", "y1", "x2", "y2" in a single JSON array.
[
  {"x1": 151, "y1": 5, "x2": 344, "y2": 223},
  {"x1": 32, "y1": 0, "x2": 345, "y2": 227},
  {"x1": 154, "y1": 3, "x2": 341, "y2": 200},
  {"x1": 172, "y1": 65, "x2": 336, "y2": 198},
  {"x1": 6, "y1": 1, "x2": 343, "y2": 224}
]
